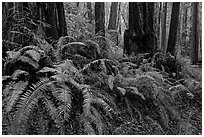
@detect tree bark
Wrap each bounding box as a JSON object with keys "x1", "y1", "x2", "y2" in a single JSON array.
[
  {"x1": 160, "y1": 2, "x2": 167, "y2": 52},
  {"x1": 166, "y1": 2, "x2": 180, "y2": 55},
  {"x1": 125, "y1": 2, "x2": 156, "y2": 56},
  {"x1": 95, "y1": 2, "x2": 105, "y2": 37},
  {"x1": 56, "y1": 2, "x2": 67, "y2": 37},
  {"x1": 42, "y1": 2, "x2": 59, "y2": 39},
  {"x1": 191, "y1": 2, "x2": 199, "y2": 64},
  {"x1": 108, "y1": 2, "x2": 118, "y2": 30}
]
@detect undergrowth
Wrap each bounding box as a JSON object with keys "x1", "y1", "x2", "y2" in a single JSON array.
[{"x1": 2, "y1": 31, "x2": 202, "y2": 135}]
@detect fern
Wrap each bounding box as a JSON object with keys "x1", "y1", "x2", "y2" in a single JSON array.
[
  {"x1": 3, "y1": 81, "x2": 28, "y2": 113},
  {"x1": 10, "y1": 79, "x2": 60, "y2": 134}
]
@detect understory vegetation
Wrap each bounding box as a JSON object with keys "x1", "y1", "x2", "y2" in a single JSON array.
[
  {"x1": 2, "y1": 2, "x2": 202, "y2": 135},
  {"x1": 2, "y1": 32, "x2": 202, "y2": 135}
]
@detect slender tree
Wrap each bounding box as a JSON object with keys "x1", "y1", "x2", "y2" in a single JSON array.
[
  {"x1": 160, "y1": 2, "x2": 167, "y2": 52},
  {"x1": 108, "y1": 2, "x2": 118, "y2": 30},
  {"x1": 190, "y1": 2, "x2": 199, "y2": 64},
  {"x1": 166, "y1": 2, "x2": 180, "y2": 55},
  {"x1": 95, "y1": 2, "x2": 105, "y2": 37}
]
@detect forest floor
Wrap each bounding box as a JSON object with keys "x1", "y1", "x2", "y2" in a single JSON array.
[{"x1": 2, "y1": 36, "x2": 202, "y2": 135}]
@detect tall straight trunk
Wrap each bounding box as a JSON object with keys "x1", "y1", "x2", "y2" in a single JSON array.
[
  {"x1": 126, "y1": 2, "x2": 156, "y2": 56},
  {"x1": 43, "y1": 2, "x2": 59, "y2": 39},
  {"x1": 166, "y1": 2, "x2": 180, "y2": 55},
  {"x1": 158, "y1": 2, "x2": 162, "y2": 47},
  {"x1": 108, "y1": 2, "x2": 118, "y2": 30},
  {"x1": 160, "y1": 2, "x2": 167, "y2": 52},
  {"x1": 148, "y1": 2, "x2": 154, "y2": 32},
  {"x1": 56, "y1": 2, "x2": 67, "y2": 36},
  {"x1": 191, "y1": 2, "x2": 199, "y2": 64},
  {"x1": 95, "y1": 2, "x2": 105, "y2": 37}
]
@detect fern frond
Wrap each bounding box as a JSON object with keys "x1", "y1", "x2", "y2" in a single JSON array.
[
  {"x1": 11, "y1": 79, "x2": 52, "y2": 134},
  {"x1": 117, "y1": 87, "x2": 126, "y2": 95},
  {"x1": 19, "y1": 45, "x2": 44, "y2": 55},
  {"x1": 54, "y1": 83, "x2": 72, "y2": 120},
  {"x1": 41, "y1": 96, "x2": 62, "y2": 128},
  {"x1": 57, "y1": 36, "x2": 75, "y2": 47},
  {"x1": 17, "y1": 56, "x2": 39, "y2": 69},
  {"x1": 91, "y1": 88, "x2": 117, "y2": 111},
  {"x1": 146, "y1": 71, "x2": 164, "y2": 86},
  {"x1": 11, "y1": 69, "x2": 29, "y2": 80},
  {"x1": 89, "y1": 106, "x2": 103, "y2": 134},
  {"x1": 4, "y1": 81, "x2": 28, "y2": 113},
  {"x1": 81, "y1": 59, "x2": 118, "y2": 76},
  {"x1": 169, "y1": 84, "x2": 193, "y2": 101},
  {"x1": 126, "y1": 87, "x2": 145, "y2": 100},
  {"x1": 6, "y1": 50, "x2": 20, "y2": 60},
  {"x1": 82, "y1": 86, "x2": 92, "y2": 115},
  {"x1": 80, "y1": 114, "x2": 95, "y2": 135},
  {"x1": 92, "y1": 98, "x2": 114, "y2": 118},
  {"x1": 108, "y1": 75, "x2": 115, "y2": 90},
  {"x1": 124, "y1": 98, "x2": 133, "y2": 119},
  {"x1": 157, "y1": 106, "x2": 169, "y2": 128},
  {"x1": 23, "y1": 49, "x2": 41, "y2": 62},
  {"x1": 2, "y1": 75, "x2": 11, "y2": 82}
]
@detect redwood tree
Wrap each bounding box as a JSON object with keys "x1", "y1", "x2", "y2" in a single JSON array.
[
  {"x1": 108, "y1": 2, "x2": 118, "y2": 30},
  {"x1": 166, "y1": 2, "x2": 180, "y2": 55},
  {"x1": 160, "y1": 2, "x2": 167, "y2": 52},
  {"x1": 95, "y1": 2, "x2": 105, "y2": 37},
  {"x1": 126, "y1": 2, "x2": 156, "y2": 56},
  {"x1": 191, "y1": 2, "x2": 199, "y2": 64},
  {"x1": 41, "y1": 2, "x2": 67, "y2": 40}
]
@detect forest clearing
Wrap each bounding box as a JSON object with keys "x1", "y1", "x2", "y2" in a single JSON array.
[{"x1": 1, "y1": 2, "x2": 202, "y2": 135}]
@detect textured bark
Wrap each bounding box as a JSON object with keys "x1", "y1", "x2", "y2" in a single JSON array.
[
  {"x1": 125, "y1": 2, "x2": 156, "y2": 56},
  {"x1": 95, "y1": 2, "x2": 105, "y2": 37},
  {"x1": 166, "y1": 2, "x2": 180, "y2": 55},
  {"x1": 41, "y1": 2, "x2": 67, "y2": 40},
  {"x1": 56, "y1": 2, "x2": 67, "y2": 36},
  {"x1": 43, "y1": 3, "x2": 59, "y2": 39},
  {"x1": 160, "y1": 2, "x2": 167, "y2": 52},
  {"x1": 191, "y1": 2, "x2": 199, "y2": 64},
  {"x1": 108, "y1": 2, "x2": 118, "y2": 30}
]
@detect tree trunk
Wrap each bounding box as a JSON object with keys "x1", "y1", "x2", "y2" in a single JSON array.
[
  {"x1": 42, "y1": 2, "x2": 59, "y2": 39},
  {"x1": 125, "y1": 2, "x2": 156, "y2": 56},
  {"x1": 191, "y1": 2, "x2": 199, "y2": 64},
  {"x1": 56, "y1": 2, "x2": 67, "y2": 37},
  {"x1": 87, "y1": 2, "x2": 94, "y2": 23},
  {"x1": 166, "y1": 2, "x2": 180, "y2": 55},
  {"x1": 160, "y1": 2, "x2": 167, "y2": 52},
  {"x1": 108, "y1": 2, "x2": 118, "y2": 30},
  {"x1": 95, "y1": 2, "x2": 105, "y2": 37}
]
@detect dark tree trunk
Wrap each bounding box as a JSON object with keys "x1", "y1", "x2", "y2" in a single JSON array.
[
  {"x1": 95, "y1": 2, "x2": 105, "y2": 37},
  {"x1": 161, "y1": 2, "x2": 167, "y2": 52},
  {"x1": 166, "y1": 2, "x2": 180, "y2": 55},
  {"x1": 191, "y1": 2, "x2": 199, "y2": 64},
  {"x1": 108, "y1": 2, "x2": 118, "y2": 30},
  {"x1": 124, "y1": 2, "x2": 156, "y2": 56},
  {"x1": 42, "y1": 2, "x2": 59, "y2": 39},
  {"x1": 41, "y1": 2, "x2": 67, "y2": 40},
  {"x1": 148, "y1": 2, "x2": 154, "y2": 31},
  {"x1": 56, "y1": 2, "x2": 67, "y2": 36}
]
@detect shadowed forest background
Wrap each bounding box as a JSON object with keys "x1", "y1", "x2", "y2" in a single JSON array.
[{"x1": 2, "y1": 2, "x2": 202, "y2": 135}]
